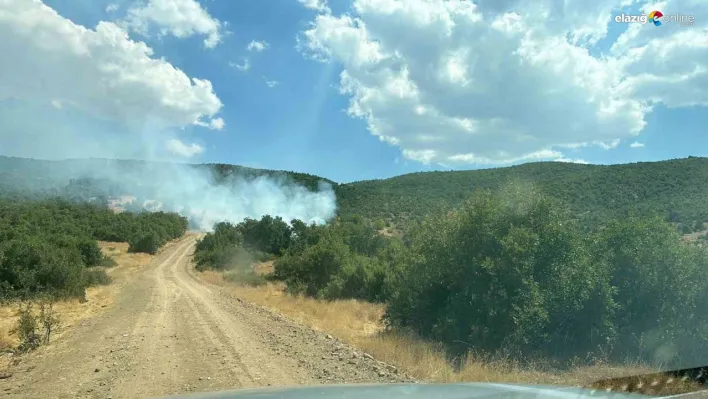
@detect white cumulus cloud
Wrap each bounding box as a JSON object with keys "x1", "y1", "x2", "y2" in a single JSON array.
[
  {"x1": 612, "y1": 1, "x2": 708, "y2": 109},
  {"x1": 554, "y1": 157, "x2": 589, "y2": 164},
  {"x1": 298, "y1": 0, "x2": 706, "y2": 166},
  {"x1": 166, "y1": 138, "x2": 204, "y2": 157},
  {"x1": 0, "y1": 0, "x2": 224, "y2": 131},
  {"x1": 230, "y1": 58, "x2": 251, "y2": 71},
  {"x1": 208, "y1": 117, "x2": 225, "y2": 130},
  {"x1": 630, "y1": 141, "x2": 645, "y2": 148},
  {"x1": 126, "y1": 0, "x2": 223, "y2": 48},
  {"x1": 264, "y1": 77, "x2": 280, "y2": 88},
  {"x1": 247, "y1": 40, "x2": 269, "y2": 52},
  {"x1": 195, "y1": 117, "x2": 225, "y2": 130},
  {"x1": 298, "y1": 0, "x2": 330, "y2": 13}
]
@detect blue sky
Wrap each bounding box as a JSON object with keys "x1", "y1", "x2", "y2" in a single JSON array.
[{"x1": 0, "y1": 0, "x2": 706, "y2": 183}]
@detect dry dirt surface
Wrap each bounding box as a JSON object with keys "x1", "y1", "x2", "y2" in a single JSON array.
[{"x1": 2, "y1": 235, "x2": 414, "y2": 399}]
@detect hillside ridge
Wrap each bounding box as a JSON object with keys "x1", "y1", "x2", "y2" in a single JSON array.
[{"x1": 2, "y1": 155, "x2": 708, "y2": 228}]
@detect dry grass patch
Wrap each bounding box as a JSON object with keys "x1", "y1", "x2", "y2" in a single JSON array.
[
  {"x1": 198, "y1": 266, "x2": 687, "y2": 393},
  {"x1": 253, "y1": 260, "x2": 274, "y2": 275},
  {"x1": 0, "y1": 241, "x2": 153, "y2": 354},
  {"x1": 197, "y1": 270, "x2": 585, "y2": 385},
  {"x1": 221, "y1": 280, "x2": 384, "y2": 339}
]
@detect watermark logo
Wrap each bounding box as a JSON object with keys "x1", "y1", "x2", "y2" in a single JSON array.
[
  {"x1": 615, "y1": 10, "x2": 695, "y2": 26},
  {"x1": 648, "y1": 10, "x2": 663, "y2": 26}
]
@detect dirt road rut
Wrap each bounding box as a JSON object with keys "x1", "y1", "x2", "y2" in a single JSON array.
[{"x1": 3, "y1": 235, "x2": 413, "y2": 398}]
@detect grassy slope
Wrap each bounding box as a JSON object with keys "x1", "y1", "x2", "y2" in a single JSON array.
[{"x1": 2, "y1": 155, "x2": 708, "y2": 227}]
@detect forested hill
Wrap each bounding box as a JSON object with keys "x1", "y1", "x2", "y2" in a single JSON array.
[
  {"x1": 339, "y1": 157, "x2": 708, "y2": 228},
  {"x1": 0, "y1": 156, "x2": 333, "y2": 201},
  {"x1": 2, "y1": 155, "x2": 708, "y2": 228}
]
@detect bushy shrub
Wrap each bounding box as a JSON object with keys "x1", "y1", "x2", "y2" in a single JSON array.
[
  {"x1": 384, "y1": 187, "x2": 606, "y2": 357},
  {"x1": 190, "y1": 187, "x2": 708, "y2": 367},
  {"x1": 274, "y1": 235, "x2": 352, "y2": 298},
  {"x1": 0, "y1": 198, "x2": 187, "y2": 300},
  {"x1": 16, "y1": 304, "x2": 40, "y2": 352},
  {"x1": 128, "y1": 232, "x2": 159, "y2": 254},
  {"x1": 594, "y1": 217, "x2": 708, "y2": 365},
  {"x1": 0, "y1": 238, "x2": 85, "y2": 300},
  {"x1": 273, "y1": 230, "x2": 407, "y2": 302},
  {"x1": 237, "y1": 216, "x2": 292, "y2": 255},
  {"x1": 384, "y1": 186, "x2": 708, "y2": 366},
  {"x1": 195, "y1": 217, "x2": 324, "y2": 273},
  {"x1": 75, "y1": 238, "x2": 103, "y2": 267}
]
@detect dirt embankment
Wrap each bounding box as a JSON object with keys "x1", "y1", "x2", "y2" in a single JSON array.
[{"x1": 2, "y1": 235, "x2": 412, "y2": 399}]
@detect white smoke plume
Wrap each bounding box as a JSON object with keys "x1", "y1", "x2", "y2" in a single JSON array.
[
  {"x1": 0, "y1": 125, "x2": 339, "y2": 231},
  {"x1": 114, "y1": 161, "x2": 337, "y2": 230},
  {"x1": 0, "y1": 0, "x2": 337, "y2": 231},
  {"x1": 173, "y1": 178, "x2": 337, "y2": 231},
  {"x1": 53, "y1": 157, "x2": 339, "y2": 231}
]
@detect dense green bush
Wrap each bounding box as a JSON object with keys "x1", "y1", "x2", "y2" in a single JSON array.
[
  {"x1": 383, "y1": 187, "x2": 708, "y2": 366},
  {"x1": 0, "y1": 238, "x2": 85, "y2": 300},
  {"x1": 194, "y1": 214, "x2": 405, "y2": 302},
  {"x1": 0, "y1": 199, "x2": 187, "y2": 301},
  {"x1": 195, "y1": 245, "x2": 253, "y2": 272},
  {"x1": 128, "y1": 232, "x2": 160, "y2": 254},
  {"x1": 100, "y1": 256, "x2": 118, "y2": 267},
  {"x1": 272, "y1": 218, "x2": 408, "y2": 302},
  {"x1": 194, "y1": 222, "x2": 246, "y2": 271},
  {"x1": 195, "y1": 217, "x2": 310, "y2": 269},
  {"x1": 191, "y1": 182, "x2": 708, "y2": 367},
  {"x1": 593, "y1": 217, "x2": 708, "y2": 365},
  {"x1": 274, "y1": 234, "x2": 353, "y2": 298},
  {"x1": 75, "y1": 238, "x2": 103, "y2": 267},
  {"x1": 384, "y1": 187, "x2": 598, "y2": 356},
  {"x1": 237, "y1": 215, "x2": 292, "y2": 255}
]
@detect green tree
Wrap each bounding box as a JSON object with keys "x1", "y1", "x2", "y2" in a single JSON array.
[
  {"x1": 384, "y1": 187, "x2": 611, "y2": 358},
  {"x1": 273, "y1": 234, "x2": 352, "y2": 298}
]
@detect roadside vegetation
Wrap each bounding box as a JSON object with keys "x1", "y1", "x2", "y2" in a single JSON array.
[
  {"x1": 0, "y1": 198, "x2": 187, "y2": 302},
  {"x1": 195, "y1": 184, "x2": 708, "y2": 378}
]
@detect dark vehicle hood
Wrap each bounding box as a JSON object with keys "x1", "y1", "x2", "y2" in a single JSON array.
[{"x1": 161, "y1": 382, "x2": 652, "y2": 399}]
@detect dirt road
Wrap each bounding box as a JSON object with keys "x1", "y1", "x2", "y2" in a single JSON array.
[{"x1": 3, "y1": 235, "x2": 413, "y2": 398}]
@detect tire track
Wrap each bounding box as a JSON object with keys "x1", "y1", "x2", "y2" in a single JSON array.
[
  {"x1": 109, "y1": 239, "x2": 195, "y2": 398},
  {"x1": 165, "y1": 244, "x2": 298, "y2": 387}
]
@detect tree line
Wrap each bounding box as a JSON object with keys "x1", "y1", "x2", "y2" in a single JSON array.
[
  {"x1": 0, "y1": 198, "x2": 187, "y2": 301},
  {"x1": 195, "y1": 185, "x2": 708, "y2": 368}
]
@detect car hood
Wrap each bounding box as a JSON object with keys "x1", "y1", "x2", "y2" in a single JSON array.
[{"x1": 161, "y1": 382, "x2": 652, "y2": 399}]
